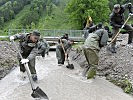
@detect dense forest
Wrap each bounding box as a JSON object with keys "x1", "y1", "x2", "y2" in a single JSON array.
[{"x1": 0, "y1": 0, "x2": 132, "y2": 33}]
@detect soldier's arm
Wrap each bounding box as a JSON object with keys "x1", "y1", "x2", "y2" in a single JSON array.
[
  {"x1": 27, "y1": 47, "x2": 39, "y2": 60},
  {"x1": 100, "y1": 30, "x2": 109, "y2": 47},
  {"x1": 12, "y1": 33, "x2": 26, "y2": 40},
  {"x1": 38, "y1": 45, "x2": 46, "y2": 54}
]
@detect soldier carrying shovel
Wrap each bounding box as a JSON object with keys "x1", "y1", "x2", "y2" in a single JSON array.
[
  {"x1": 108, "y1": 3, "x2": 133, "y2": 53},
  {"x1": 10, "y1": 31, "x2": 40, "y2": 82}
]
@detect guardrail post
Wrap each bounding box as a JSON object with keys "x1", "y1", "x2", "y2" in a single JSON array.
[
  {"x1": 54, "y1": 29, "x2": 55, "y2": 38},
  {"x1": 70, "y1": 30, "x2": 71, "y2": 37},
  {"x1": 8, "y1": 29, "x2": 11, "y2": 36},
  {"x1": 23, "y1": 29, "x2": 26, "y2": 33}
]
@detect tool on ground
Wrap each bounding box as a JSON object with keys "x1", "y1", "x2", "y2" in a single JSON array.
[
  {"x1": 59, "y1": 38, "x2": 74, "y2": 69},
  {"x1": 12, "y1": 40, "x2": 49, "y2": 100},
  {"x1": 108, "y1": 13, "x2": 132, "y2": 46}
]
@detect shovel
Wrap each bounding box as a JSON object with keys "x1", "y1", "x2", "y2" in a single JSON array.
[
  {"x1": 12, "y1": 40, "x2": 49, "y2": 100},
  {"x1": 60, "y1": 39, "x2": 74, "y2": 69}
]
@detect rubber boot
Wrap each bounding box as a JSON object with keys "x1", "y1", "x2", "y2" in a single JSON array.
[
  {"x1": 108, "y1": 46, "x2": 116, "y2": 53},
  {"x1": 66, "y1": 64, "x2": 74, "y2": 69},
  {"x1": 87, "y1": 67, "x2": 96, "y2": 79},
  {"x1": 128, "y1": 31, "x2": 133, "y2": 44}
]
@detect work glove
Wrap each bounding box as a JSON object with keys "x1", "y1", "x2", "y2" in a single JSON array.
[
  {"x1": 9, "y1": 36, "x2": 14, "y2": 41},
  {"x1": 21, "y1": 59, "x2": 29, "y2": 64},
  {"x1": 129, "y1": 13, "x2": 133, "y2": 16}
]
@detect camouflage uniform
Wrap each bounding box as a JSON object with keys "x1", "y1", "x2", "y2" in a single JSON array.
[
  {"x1": 110, "y1": 3, "x2": 133, "y2": 53},
  {"x1": 56, "y1": 39, "x2": 71, "y2": 64},
  {"x1": 13, "y1": 33, "x2": 39, "y2": 75},
  {"x1": 83, "y1": 29, "x2": 109, "y2": 79},
  {"x1": 38, "y1": 39, "x2": 50, "y2": 57}
]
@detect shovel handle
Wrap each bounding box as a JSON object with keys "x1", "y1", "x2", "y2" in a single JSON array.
[
  {"x1": 12, "y1": 40, "x2": 36, "y2": 90},
  {"x1": 59, "y1": 38, "x2": 68, "y2": 61}
]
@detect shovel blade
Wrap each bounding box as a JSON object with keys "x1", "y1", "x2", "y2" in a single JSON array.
[
  {"x1": 31, "y1": 87, "x2": 49, "y2": 100},
  {"x1": 66, "y1": 64, "x2": 74, "y2": 69}
]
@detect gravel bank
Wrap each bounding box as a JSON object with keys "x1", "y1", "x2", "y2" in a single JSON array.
[{"x1": 0, "y1": 41, "x2": 17, "y2": 79}]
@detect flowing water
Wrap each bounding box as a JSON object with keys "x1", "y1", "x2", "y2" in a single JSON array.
[{"x1": 0, "y1": 52, "x2": 133, "y2": 100}]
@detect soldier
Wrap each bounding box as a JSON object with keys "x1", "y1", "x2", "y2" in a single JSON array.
[
  {"x1": 38, "y1": 38, "x2": 50, "y2": 58},
  {"x1": 83, "y1": 23, "x2": 103, "y2": 39},
  {"x1": 82, "y1": 28, "x2": 109, "y2": 79},
  {"x1": 61, "y1": 33, "x2": 69, "y2": 40},
  {"x1": 10, "y1": 31, "x2": 40, "y2": 82},
  {"x1": 109, "y1": 3, "x2": 133, "y2": 53},
  {"x1": 56, "y1": 35, "x2": 72, "y2": 66}
]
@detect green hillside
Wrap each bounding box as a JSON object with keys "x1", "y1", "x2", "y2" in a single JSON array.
[
  {"x1": 0, "y1": 0, "x2": 132, "y2": 35},
  {"x1": 0, "y1": 0, "x2": 74, "y2": 34},
  {"x1": 4, "y1": 5, "x2": 31, "y2": 30},
  {"x1": 37, "y1": 4, "x2": 77, "y2": 29}
]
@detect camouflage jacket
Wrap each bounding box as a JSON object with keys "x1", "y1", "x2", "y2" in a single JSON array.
[
  {"x1": 13, "y1": 33, "x2": 39, "y2": 60},
  {"x1": 83, "y1": 29, "x2": 109, "y2": 50},
  {"x1": 37, "y1": 39, "x2": 50, "y2": 54}
]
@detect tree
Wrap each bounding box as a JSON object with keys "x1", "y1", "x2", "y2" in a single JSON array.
[
  {"x1": 0, "y1": 17, "x2": 4, "y2": 28},
  {"x1": 66, "y1": 0, "x2": 111, "y2": 29},
  {"x1": 20, "y1": 11, "x2": 39, "y2": 29},
  {"x1": 31, "y1": 22, "x2": 36, "y2": 29}
]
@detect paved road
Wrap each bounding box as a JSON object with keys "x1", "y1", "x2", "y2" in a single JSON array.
[{"x1": 0, "y1": 52, "x2": 133, "y2": 100}]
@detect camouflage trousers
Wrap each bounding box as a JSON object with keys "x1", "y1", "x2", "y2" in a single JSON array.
[
  {"x1": 56, "y1": 45, "x2": 65, "y2": 64},
  {"x1": 83, "y1": 47, "x2": 99, "y2": 78}
]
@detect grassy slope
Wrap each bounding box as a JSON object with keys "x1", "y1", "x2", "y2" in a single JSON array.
[
  {"x1": 3, "y1": 5, "x2": 31, "y2": 30},
  {"x1": 37, "y1": 0, "x2": 77, "y2": 29},
  {"x1": 2, "y1": 0, "x2": 77, "y2": 31}
]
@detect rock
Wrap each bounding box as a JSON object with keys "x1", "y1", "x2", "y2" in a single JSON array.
[
  {"x1": 0, "y1": 41, "x2": 17, "y2": 80},
  {"x1": 71, "y1": 42, "x2": 133, "y2": 94}
]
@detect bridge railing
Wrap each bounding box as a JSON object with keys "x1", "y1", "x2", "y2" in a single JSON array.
[{"x1": 8, "y1": 29, "x2": 85, "y2": 37}]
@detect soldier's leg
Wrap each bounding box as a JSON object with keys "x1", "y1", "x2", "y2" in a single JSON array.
[
  {"x1": 83, "y1": 47, "x2": 99, "y2": 79},
  {"x1": 46, "y1": 48, "x2": 49, "y2": 55},
  {"x1": 17, "y1": 54, "x2": 27, "y2": 80},
  {"x1": 56, "y1": 45, "x2": 63, "y2": 64},
  {"x1": 86, "y1": 48, "x2": 99, "y2": 79},
  {"x1": 110, "y1": 28, "x2": 119, "y2": 53},
  {"x1": 17, "y1": 54, "x2": 26, "y2": 72},
  {"x1": 28, "y1": 58, "x2": 36, "y2": 74},
  {"x1": 28, "y1": 58, "x2": 37, "y2": 81},
  {"x1": 123, "y1": 24, "x2": 133, "y2": 44},
  {"x1": 41, "y1": 50, "x2": 45, "y2": 58},
  {"x1": 82, "y1": 47, "x2": 90, "y2": 77},
  {"x1": 61, "y1": 49, "x2": 65, "y2": 64}
]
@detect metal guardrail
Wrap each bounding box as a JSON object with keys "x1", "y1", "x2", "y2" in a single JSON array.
[
  {"x1": 0, "y1": 36, "x2": 8, "y2": 38},
  {"x1": 7, "y1": 29, "x2": 85, "y2": 42},
  {"x1": 8, "y1": 29, "x2": 85, "y2": 37}
]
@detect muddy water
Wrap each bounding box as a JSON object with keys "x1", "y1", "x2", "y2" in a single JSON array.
[{"x1": 0, "y1": 52, "x2": 133, "y2": 100}]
